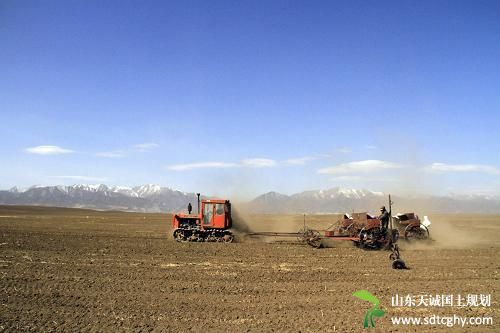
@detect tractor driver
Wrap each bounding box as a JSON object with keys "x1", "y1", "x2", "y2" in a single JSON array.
[{"x1": 379, "y1": 206, "x2": 390, "y2": 235}]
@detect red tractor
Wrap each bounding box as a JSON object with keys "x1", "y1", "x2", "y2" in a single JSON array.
[{"x1": 172, "y1": 196, "x2": 234, "y2": 243}]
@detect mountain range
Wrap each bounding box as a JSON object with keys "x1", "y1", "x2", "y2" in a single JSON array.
[
  {"x1": 248, "y1": 189, "x2": 500, "y2": 214},
  {"x1": 1, "y1": 184, "x2": 499, "y2": 214},
  {"x1": 1, "y1": 184, "x2": 198, "y2": 213}
]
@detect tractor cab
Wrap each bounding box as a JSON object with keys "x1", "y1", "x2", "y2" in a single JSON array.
[
  {"x1": 200, "y1": 199, "x2": 232, "y2": 229},
  {"x1": 172, "y1": 198, "x2": 233, "y2": 242},
  {"x1": 172, "y1": 199, "x2": 232, "y2": 230}
]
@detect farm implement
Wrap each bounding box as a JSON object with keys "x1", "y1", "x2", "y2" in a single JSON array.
[
  {"x1": 248, "y1": 195, "x2": 409, "y2": 269},
  {"x1": 248, "y1": 222, "x2": 406, "y2": 269}
]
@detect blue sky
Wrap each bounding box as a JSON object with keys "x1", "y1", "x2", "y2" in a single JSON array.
[{"x1": 1, "y1": 1, "x2": 499, "y2": 198}]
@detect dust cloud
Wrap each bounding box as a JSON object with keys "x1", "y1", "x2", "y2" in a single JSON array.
[
  {"x1": 429, "y1": 218, "x2": 481, "y2": 248},
  {"x1": 231, "y1": 206, "x2": 254, "y2": 234},
  {"x1": 231, "y1": 205, "x2": 309, "y2": 243},
  {"x1": 401, "y1": 214, "x2": 491, "y2": 250}
]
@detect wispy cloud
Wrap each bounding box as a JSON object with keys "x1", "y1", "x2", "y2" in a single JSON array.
[
  {"x1": 330, "y1": 175, "x2": 362, "y2": 181},
  {"x1": 284, "y1": 154, "x2": 331, "y2": 165},
  {"x1": 242, "y1": 158, "x2": 277, "y2": 168},
  {"x1": 96, "y1": 151, "x2": 126, "y2": 158},
  {"x1": 97, "y1": 143, "x2": 159, "y2": 158},
  {"x1": 285, "y1": 156, "x2": 317, "y2": 165},
  {"x1": 337, "y1": 147, "x2": 352, "y2": 154},
  {"x1": 133, "y1": 143, "x2": 159, "y2": 152},
  {"x1": 51, "y1": 175, "x2": 109, "y2": 182},
  {"x1": 318, "y1": 160, "x2": 402, "y2": 174},
  {"x1": 168, "y1": 158, "x2": 277, "y2": 171},
  {"x1": 168, "y1": 162, "x2": 239, "y2": 171},
  {"x1": 25, "y1": 145, "x2": 74, "y2": 155},
  {"x1": 365, "y1": 145, "x2": 377, "y2": 150},
  {"x1": 426, "y1": 163, "x2": 500, "y2": 175}
]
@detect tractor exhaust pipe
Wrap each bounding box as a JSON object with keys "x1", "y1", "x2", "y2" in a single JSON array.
[{"x1": 197, "y1": 193, "x2": 200, "y2": 214}]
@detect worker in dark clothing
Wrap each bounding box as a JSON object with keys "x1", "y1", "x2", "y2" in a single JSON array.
[
  {"x1": 187, "y1": 202, "x2": 192, "y2": 214},
  {"x1": 379, "y1": 206, "x2": 390, "y2": 235}
]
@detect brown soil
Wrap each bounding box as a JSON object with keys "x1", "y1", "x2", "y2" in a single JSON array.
[{"x1": 0, "y1": 206, "x2": 498, "y2": 332}]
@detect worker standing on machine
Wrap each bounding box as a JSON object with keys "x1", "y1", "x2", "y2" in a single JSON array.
[
  {"x1": 187, "y1": 202, "x2": 192, "y2": 214},
  {"x1": 379, "y1": 206, "x2": 390, "y2": 236}
]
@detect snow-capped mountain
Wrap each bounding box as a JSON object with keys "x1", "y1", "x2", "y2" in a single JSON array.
[
  {"x1": 293, "y1": 188, "x2": 383, "y2": 200},
  {"x1": 250, "y1": 187, "x2": 386, "y2": 213},
  {"x1": 0, "y1": 185, "x2": 499, "y2": 213},
  {"x1": 71, "y1": 184, "x2": 109, "y2": 193},
  {"x1": 133, "y1": 184, "x2": 162, "y2": 197},
  {"x1": 108, "y1": 186, "x2": 139, "y2": 197},
  {"x1": 6, "y1": 184, "x2": 179, "y2": 199},
  {"x1": 0, "y1": 184, "x2": 199, "y2": 212},
  {"x1": 248, "y1": 187, "x2": 500, "y2": 214}
]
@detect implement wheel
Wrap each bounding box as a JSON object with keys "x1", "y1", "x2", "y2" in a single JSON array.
[
  {"x1": 404, "y1": 225, "x2": 429, "y2": 240},
  {"x1": 392, "y1": 259, "x2": 407, "y2": 269},
  {"x1": 305, "y1": 229, "x2": 322, "y2": 248}
]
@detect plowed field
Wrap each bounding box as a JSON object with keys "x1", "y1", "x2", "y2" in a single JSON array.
[{"x1": 0, "y1": 206, "x2": 498, "y2": 332}]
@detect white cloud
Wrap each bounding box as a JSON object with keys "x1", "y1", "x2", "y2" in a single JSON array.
[
  {"x1": 284, "y1": 154, "x2": 331, "y2": 165},
  {"x1": 52, "y1": 175, "x2": 109, "y2": 182},
  {"x1": 426, "y1": 163, "x2": 500, "y2": 175},
  {"x1": 25, "y1": 145, "x2": 74, "y2": 155},
  {"x1": 285, "y1": 156, "x2": 316, "y2": 165},
  {"x1": 337, "y1": 147, "x2": 352, "y2": 154},
  {"x1": 318, "y1": 160, "x2": 402, "y2": 174},
  {"x1": 168, "y1": 158, "x2": 277, "y2": 171},
  {"x1": 330, "y1": 175, "x2": 362, "y2": 181},
  {"x1": 241, "y1": 158, "x2": 277, "y2": 168},
  {"x1": 133, "y1": 143, "x2": 159, "y2": 152},
  {"x1": 96, "y1": 151, "x2": 126, "y2": 158},
  {"x1": 168, "y1": 162, "x2": 239, "y2": 171},
  {"x1": 97, "y1": 143, "x2": 159, "y2": 157},
  {"x1": 365, "y1": 145, "x2": 377, "y2": 150}
]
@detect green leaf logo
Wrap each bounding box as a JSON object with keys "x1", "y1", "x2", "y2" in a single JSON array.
[{"x1": 352, "y1": 290, "x2": 386, "y2": 328}]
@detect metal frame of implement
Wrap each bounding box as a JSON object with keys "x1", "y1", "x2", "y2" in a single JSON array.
[{"x1": 247, "y1": 195, "x2": 407, "y2": 269}]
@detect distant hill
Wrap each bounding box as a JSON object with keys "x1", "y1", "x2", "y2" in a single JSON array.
[
  {"x1": 1, "y1": 184, "x2": 499, "y2": 214},
  {"x1": 0, "y1": 184, "x2": 199, "y2": 213},
  {"x1": 248, "y1": 188, "x2": 385, "y2": 213},
  {"x1": 248, "y1": 188, "x2": 500, "y2": 214}
]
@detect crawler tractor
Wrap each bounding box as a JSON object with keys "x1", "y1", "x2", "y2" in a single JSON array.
[{"x1": 172, "y1": 195, "x2": 234, "y2": 242}]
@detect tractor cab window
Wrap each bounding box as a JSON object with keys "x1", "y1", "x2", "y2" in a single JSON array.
[
  {"x1": 203, "y1": 203, "x2": 213, "y2": 225},
  {"x1": 215, "y1": 204, "x2": 225, "y2": 215}
]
